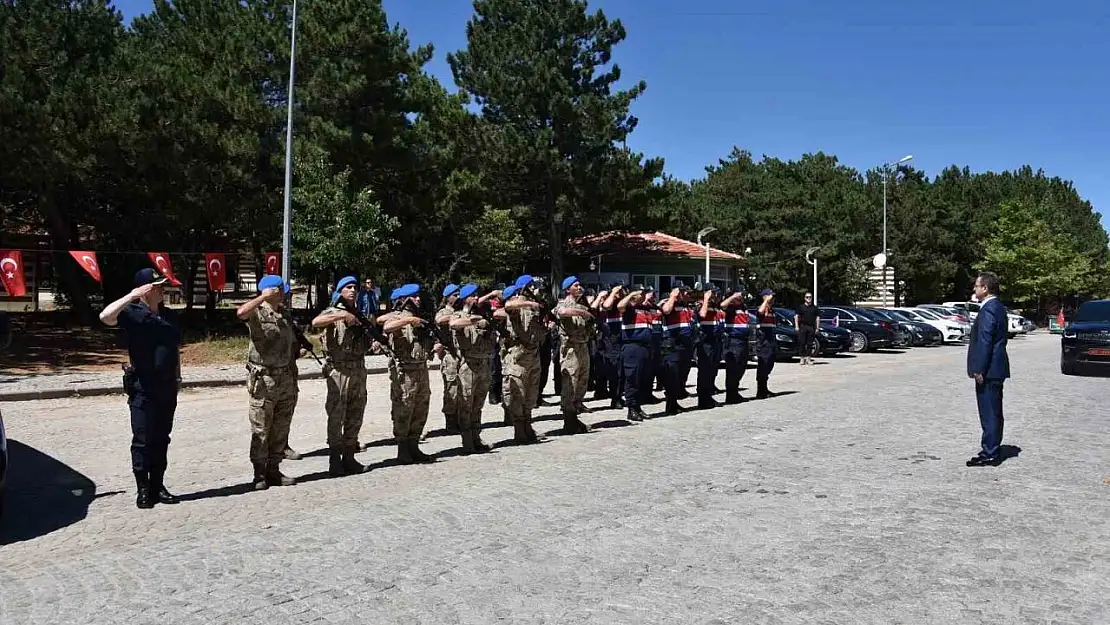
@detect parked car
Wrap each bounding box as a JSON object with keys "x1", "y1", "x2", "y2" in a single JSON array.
[
  {"x1": 819, "y1": 306, "x2": 895, "y2": 353},
  {"x1": 775, "y1": 307, "x2": 853, "y2": 355},
  {"x1": 878, "y1": 309, "x2": 944, "y2": 346},
  {"x1": 942, "y1": 301, "x2": 1027, "y2": 338},
  {"x1": 0, "y1": 407, "x2": 7, "y2": 520},
  {"x1": 917, "y1": 304, "x2": 971, "y2": 325},
  {"x1": 858, "y1": 308, "x2": 915, "y2": 347},
  {"x1": 747, "y1": 308, "x2": 799, "y2": 361},
  {"x1": 1060, "y1": 299, "x2": 1110, "y2": 376},
  {"x1": 892, "y1": 307, "x2": 969, "y2": 343}
]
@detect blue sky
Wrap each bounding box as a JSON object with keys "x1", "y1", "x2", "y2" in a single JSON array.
[{"x1": 113, "y1": 0, "x2": 1110, "y2": 233}]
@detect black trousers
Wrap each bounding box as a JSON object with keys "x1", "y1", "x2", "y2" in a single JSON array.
[
  {"x1": 489, "y1": 343, "x2": 502, "y2": 401},
  {"x1": 756, "y1": 334, "x2": 776, "y2": 382},
  {"x1": 621, "y1": 343, "x2": 652, "y2": 408},
  {"x1": 129, "y1": 385, "x2": 178, "y2": 481},
  {"x1": 722, "y1": 335, "x2": 749, "y2": 396},
  {"x1": 662, "y1": 342, "x2": 693, "y2": 401},
  {"x1": 798, "y1": 325, "x2": 816, "y2": 357},
  {"x1": 696, "y1": 337, "x2": 720, "y2": 401},
  {"x1": 538, "y1": 335, "x2": 553, "y2": 398},
  {"x1": 604, "y1": 345, "x2": 623, "y2": 400}
]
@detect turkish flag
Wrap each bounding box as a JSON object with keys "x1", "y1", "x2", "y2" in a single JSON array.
[
  {"x1": 205, "y1": 253, "x2": 227, "y2": 292},
  {"x1": 147, "y1": 252, "x2": 182, "y2": 286},
  {"x1": 69, "y1": 250, "x2": 103, "y2": 282},
  {"x1": 0, "y1": 250, "x2": 28, "y2": 297},
  {"x1": 264, "y1": 252, "x2": 280, "y2": 276}
]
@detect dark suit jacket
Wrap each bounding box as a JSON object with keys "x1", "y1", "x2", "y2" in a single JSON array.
[{"x1": 967, "y1": 297, "x2": 1010, "y2": 380}]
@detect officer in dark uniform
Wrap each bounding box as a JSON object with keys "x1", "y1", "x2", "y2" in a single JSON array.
[
  {"x1": 99, "y1": 268, "x2": 182, "y2": 509},
  {"x1": 601, "y1": 282, "x2": 626, "y2": 409},
  {"x1": 755, "y1": 288, "x2": 779, "y2": 398},
  {"x1": 695, "y1": 283, "x2": 724, "y2": 409},
  {"x1": 617, "y1": 285, "x2": 654, "y2": 421},
  {"x1": 659, "y1": 281, "x2": 696, "y2": 415},
  {"x1": 720, "y1": 286, "x2": 751, "y2": 403},
  {"x1": 642, "y1": 286, "x2": 663, "y2": 405}
]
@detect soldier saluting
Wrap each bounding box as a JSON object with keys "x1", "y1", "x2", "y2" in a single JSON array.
[
  {"x1": 311, "y1": 275, "x2": 370, "y2": 477},
  {"x1": 448, "y1": 283, "x2": 497, "y2": 454},
  {"x1": 554, "y1": 275, "x2": 595, "y2": 434},
  {"x1": 236, "y1": 275, "x2": 300, "y2": 490},
  {"x1": 382, "y1": 283, "x2": 437, "y2": 464}
]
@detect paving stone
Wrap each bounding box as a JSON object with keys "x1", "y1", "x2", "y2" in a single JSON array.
[{"x1": 0, "y1": 334, "x2": 1107, "y2": 624}]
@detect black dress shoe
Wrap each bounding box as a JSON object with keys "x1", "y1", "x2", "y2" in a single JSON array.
[{"x1": 966, "y1": 455, "x2": 1002, "y2": 467}]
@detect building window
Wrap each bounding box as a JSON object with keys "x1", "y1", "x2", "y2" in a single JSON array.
[{"x1": 631, "y1": 275, "x2": 658, "y2": 291}]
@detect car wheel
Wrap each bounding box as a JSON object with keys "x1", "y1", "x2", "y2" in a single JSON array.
[
  {"x1": 1061, "y1": 359, "x2": 1076, "y2": 376},
  {"x1": 849, "y1": 331, "x2": 869, "y2": 353}
]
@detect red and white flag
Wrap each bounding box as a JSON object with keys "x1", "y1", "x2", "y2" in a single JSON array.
[
  {"x1": 69, "y1": 250, "x2": 103, "y2": 282},
  {"x1": 205, "y1": 253, "x2": 227, "y2": 292},
  {"x1": 0, "y1": 250, "x2": 28, "y2": 296},
  {"x1": 147, "y1": 252, "x2": 182, "y2": 286},
  {"x1": 264, "y1": 252, "x2": 280, "y2": 276}
]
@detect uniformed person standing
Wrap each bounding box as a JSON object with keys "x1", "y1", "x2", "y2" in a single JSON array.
[
  {"x1": 500, "y1": 275, "x2": 547, "y2": 443},
  {"x1": 720, "y1": 287, "x2": 751, "y2": 403},
  {"x1": 554, "y1": 276, "x2": 594, "y2": 434},
  {"x1": 601, "y1": 283, "x2": 626, "y2": 409},
  {"x1": 588, "y1": 286, "x2": 611, "y2": 400},
  {"x1": 617, "y1": 285, "x2": 654, "y2": 422},
  {"x1": 437, "y1": 284, "x2": 462, "y2": 434},
  {"x1": 696, "y1": 284, "x2": 724, "y2": 409},
  {"x1": 494, "y1": 284, "x2": 519, "y2": 422},
  {"x1": 99, "y1": 268, "x2": 182, "y2": 509},
  {"x1": 755, "y1": 288, "x2": 779, "y2": 398},
  {"x1": 487, "y1": 284, "x2": 506, "y2": 405},
  {"x1": 448, "y1": 283, "x2": 495, "y2": 454},
  {"x1": 382, "y1": 283, "x2": 437, "y2": 463},
  {"x1": 236, "y1": 275, "x2": 300, "y2": 490},
  {"x1": 659, "y1": 282, "x2": 696, "y2": 415},
  {"x1": 311, "y1": 275, "x2": 370, "y2": 476}
]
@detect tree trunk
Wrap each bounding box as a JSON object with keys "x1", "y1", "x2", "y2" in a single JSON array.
[
  {"x1": 183, "y1": 253, "x2": 200, "y2": 312},
  {"x1": 38, "y1": 195, "x2": 94, "y2": 324},
  {"x1": 546, "y1": 178, "x2": 563, "y2": 302}
]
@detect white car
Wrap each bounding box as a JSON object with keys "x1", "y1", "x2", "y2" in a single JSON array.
[
  {"x1": 942, "y1": 301, "x2": 1027, "y2": 337},
  {"x1": 893, "y1": 307, "x2": 968, "y2": 342}
]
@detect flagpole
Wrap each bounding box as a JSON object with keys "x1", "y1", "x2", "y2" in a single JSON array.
[{"x1": 280, "y1": 0, "x2": 298, "y2": 284}]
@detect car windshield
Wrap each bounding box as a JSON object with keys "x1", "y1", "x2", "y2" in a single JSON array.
[
  {"x1": 885, "y1": 310, "x2": 913, "y2": 322},
  {"x1": 1075, "y1": 300, "x2": 1110, "y2": 323},
  {"x1": 857, "y1": 308, "x2": 888, "y2": 321},
  {"x1": 914, "y1": 308, "x2": 941, "y2": 320}
]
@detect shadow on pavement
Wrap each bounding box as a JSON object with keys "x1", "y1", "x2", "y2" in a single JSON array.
[
  {"x1": 1, "y1": 439, "x2": 114, "y2": 545},
  {"x1": 997, "y1": 444, "x2": 1022, "y2": 464}
]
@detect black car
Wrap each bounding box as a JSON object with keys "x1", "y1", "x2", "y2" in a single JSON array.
[
  {"x1": 746, "y1": 308, "x2": 799, "y2": 361},
  {"x1": 819, "y1": 306, "x2": 896, "y2": 353},
  {"x1": 876, "y1": 308, "x2": 944, "y2": 347},
  {"x1": 776, "y1": 307, "x2": 852, "y2": 355},
  {"x1": 1061, "y1": 299, "x2": 1110, "y2": 376},
  {"x1": 0, "y1": 407, "x2": 7, "y2": 520}
]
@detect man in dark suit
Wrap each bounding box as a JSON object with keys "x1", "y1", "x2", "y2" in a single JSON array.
[{"x1": 965, "y1": 271, "x2": 1010, "y2": 467}]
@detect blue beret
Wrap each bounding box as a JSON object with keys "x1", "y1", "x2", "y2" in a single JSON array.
[
  {"x1": 389, "y1": 287, "x2": 401, "y2": 300},
  {"x1": 514, "y1": 274, "x2": 534, "y2": 288},
  {"x1": 258, "y1": 274, "x2": 290, "y2": 294},
  {"x1": 395, "y1": 283, "x2": 420, "y2": 299},
  {"x1": 442, "y1": 283, "x2": 460, "y2": 297},
  {"x1": 561, "y1": 275, "x2": 579, "y2": 290},
  {"x1": 503, "y1": 284, "x2": 520, "y2": 298},
  {"x1": 336, "y1": 275, "x2": 357, "y2": 291},
  {"x1": 760, "y1": 288, "x2": 774, "y2": 296},
  {"x1": 459, "y1": 283, "x2": 479, "y2": 299}
]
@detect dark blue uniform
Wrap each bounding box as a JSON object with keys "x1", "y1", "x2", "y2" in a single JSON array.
[
  {"x1": 621, "y1": 304, "x2": 656, "y2": 419},
  {"x1": 602, "y1": 306, "x2": 624, "y2": 408},
  {"x1": 696, "y1": 304, "x2": 723, "y2": 407},
  {"x1": 660, "y1": 301, "x2": 696, "y2": 413},
  {"x1": 722, "y1": 305, "x2": 751, "y2": 402},
  {"x1": 118, "y1": 301, "x2": 181, "y2": 499},
  {"x1": 756, "y1": 306, "x2": 777, "y2": 396}
]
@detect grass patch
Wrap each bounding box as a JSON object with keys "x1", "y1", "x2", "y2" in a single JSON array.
[{"x1": 180, "y1": 332, "x2": 324, "y2": 366}]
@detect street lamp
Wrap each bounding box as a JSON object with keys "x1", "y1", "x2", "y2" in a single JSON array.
[
  {"x1": 880, "y1": 154, "x2": 913, "y2": 306},
  {"x1": 697, "y1": 227, "x2": 716, "y2": 286},
  {"x1": 280, "y1": 0, "x2": 300, "y2": 284},
  {"x1": 805, "y1": 246, "x2": 820, "y2": 303}
]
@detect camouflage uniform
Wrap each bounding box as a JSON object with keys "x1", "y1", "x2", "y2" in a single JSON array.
[
  {"x1": 504, "y1": 302, "x2": 547, "y2": 442},
  {"x1": 321, "y1": 305, "x2": 370, "y2": 473},
  {"x1": 452, "y1": 309, "x2": 496, "y2": 452},
  {"x1": 437, "y1": 304, "x2": 461, "y2": 433},
  {"x1": 244, "y1": 302, "x2": 299, "y2": 488},
  {"x1": 556, "y1": 298, "x2": 593, "y2": 433},
  {"x1": 387, "y1": 310, "x2": 436, "y2": 462}
]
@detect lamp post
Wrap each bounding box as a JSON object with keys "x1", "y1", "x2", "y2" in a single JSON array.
[
  {"x1": 280, "y1": 0, "x2": 300, "y2": 284},
  {"x1": 880, "y1": 154, "x2": 913, "y2": 306},
  {"x1": 805, "y1": 246, "x2": 820, "y2": 303},
  {"x1": 697, "y1": 227, "x2": 716, "y2": 286},
  {"x1": 589, "y1": 254, "x2": 602, "y2": 288}
]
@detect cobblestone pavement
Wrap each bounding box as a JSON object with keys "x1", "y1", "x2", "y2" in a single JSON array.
[{"x1": 1, "y1": 333, "x2": 1107, "y2": 624}]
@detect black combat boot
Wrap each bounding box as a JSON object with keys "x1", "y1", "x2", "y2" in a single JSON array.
[
  {"x1": 610, "y1": 397, "x2": 625, "y2": 410},
  {"x1": 283, "y1": 445, "x2": 302, "y2": 460},
  {"x1": 756, "y1": 380, "x2": 776, "y2": 399},
  {"x1": 252, "y1": 462, "x2": 269, "y2": 490},
  {"x1": 265, "y1": 460, "x2": 297, "y2": 486},
  {"x1": 725, "y1": 392, "x2": 745, "y2": 404},
  {"x1": 150, "y1": 469, "x2": 179, "y2": 504},
  {"x1": 408, "y1": 440, "x2": 437, "y2": 463},
  {"x1": 627, "y1": 406, "x2": 645, "y2": 422},
  {"x1": 329, "y1": 448, "x2": 345, "y2": 477},
  {"x1": 445, "y1": 414, "x2": 460, "y2": 435},
  {"x1": 473, "y1": 431, "x2": 492, "y2": 453},
  {"x1": 340, "y1": 448, "x2": 366, "y2": 474},
  {"x1": 664, "y1": 400, "x2": 684, "y2": 416},
  {"x1": 396, "y1": 440, "x2": 416, "y2": 464},
  {"x1": 134, "y1": 471, "x2": 154, "y2": 509},
  {"x1": 698, "y1": 396, "x2": 720, "y2": 410},
  {"x1": 563, "y1": 414, "x2": 591, "y2": 434}
]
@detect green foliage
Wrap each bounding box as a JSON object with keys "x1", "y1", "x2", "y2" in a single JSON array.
[
  {"x1": 291, "y1": 143, "x2": 399, "y2": 279},
  {"x1": 841, "y1": 253, "x2": 877, "y2": 305},
  {"x1": 460, "y1": 207, "x2": 525, "y2": 285}
]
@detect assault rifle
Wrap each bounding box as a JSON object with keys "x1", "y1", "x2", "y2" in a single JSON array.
[
  {"x1": 291, "y1": 319, "x2": 323, "y2": 365},
  {"x1": 338, "y1": 300, "x2": 394, "y2": 358}
]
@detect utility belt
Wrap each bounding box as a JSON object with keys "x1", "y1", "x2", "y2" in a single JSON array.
[
  {"x1": 324, "y1": 357, "x2": 366, "y2": 373},
  {"x1": 122, "y1": 363, "x2": 177, "y2": 395}
]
